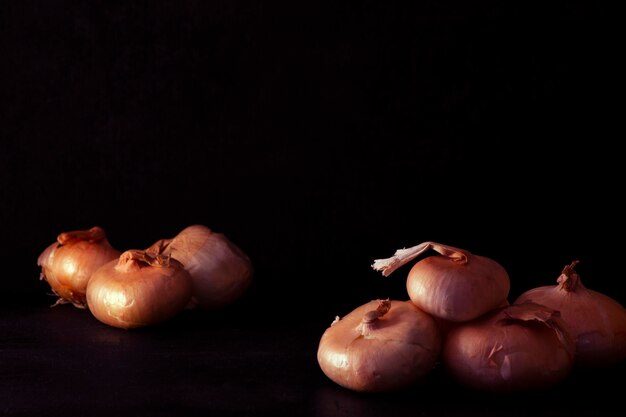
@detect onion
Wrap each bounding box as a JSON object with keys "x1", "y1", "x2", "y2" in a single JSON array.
[
  {"x1": 37, "y1": 226, "x2": 121, "y2": 308},
  {"x1": 442, "y1": 302, "x2": 575, "y2": 392},
  {"x1": 147, "y1": 225, "x2": 253, "y2": 309},
  {"x1": 86, "y1": 250, "x2": 192, "y2": 329},
  {"x1": 515, "y1": 261, "x2": 626, "y2": 367},
  {"x1": 317, "y1": 299, "x2": 441, "y2": 392},
  {"x1": 372, "y1": 242, "x2": 510, "y2": 322}
]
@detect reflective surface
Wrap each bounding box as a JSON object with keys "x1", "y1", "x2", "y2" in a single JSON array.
[{"x1": 2, "y1": 302, "x2": 624, "y2": 417}]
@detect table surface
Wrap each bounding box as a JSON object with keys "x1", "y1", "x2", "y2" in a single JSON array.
[{"x1": 1, "y1": 302, "x2": 624, "y2": 417}]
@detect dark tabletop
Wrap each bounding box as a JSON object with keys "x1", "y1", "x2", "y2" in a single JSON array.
[{"x1": 2, "y1": 296, "x2": 624, "y2": 417}]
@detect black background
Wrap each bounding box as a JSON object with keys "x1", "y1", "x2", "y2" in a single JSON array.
[{"x1": 1, "y1": 1, "x2": 624, "y2": 416}]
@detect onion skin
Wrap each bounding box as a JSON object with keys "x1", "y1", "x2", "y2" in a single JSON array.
[
  {"x1": 407, "y1": 255, "x2": 510, "y2": 322},
  {"x1": 86, "y1": 250, "x2": 192, "y2": 329},
  {"x1": 515, "y1": 261, "x2": 626, "y2": 367},
  {"x1": 148, "y1": 225, "x2": 253, "y2": 309},
  {"x1": 37, "y1": 226, "x2": 121, "y2": 308},
  {"x1": 317, "y1": 299, "x2": 441, "y2": 393},
  {"x1": 442, "y1": 302, "x2": 574, "y2": 392},
  {"x1": 434, "y1": 299, "x2": 511, "y2": 338},
  {"x1": 373, "y1": 242, "x2": 510, "y2": 322}
]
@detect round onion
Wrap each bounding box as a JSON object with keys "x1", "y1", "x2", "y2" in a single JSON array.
[
  {"x1": 317, "y1": 299, "x2": 441, "y2": 392},
  {"x1": 515, "y1": 261, "x2": 626, "y2": 367},
  {"x1": 86, "y1": 250, "x2": 192, "y2": 329},
  {"x1": 373, "y1": 242, "x2": 510, "y2": 322},
  {"x1": 147, "y1": 225, "x2": 253, "y2": 309},
  {"x1": 37, "y1": 226, "x2": 121, "y2": 308},
  {"x1": 442, "y1": 302, "x2": 574, "y2": 392}
]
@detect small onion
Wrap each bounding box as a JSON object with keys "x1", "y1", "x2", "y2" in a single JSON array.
[
  {"x1": 147, "y1": 225, "x2": 253, "y2": 309},
  {"x1": 86, "y1": 250, "x2": 192, "y2": 329},
  {"x1": 373, "y1": 242, "x2": 510, "y2": 322},
  {"x1": 442, "y1": 302, "x2": 575, "y2": 392},
  {"x1": 37, "y1": 226, "x2": 121, "y2": 308},
  {"x1": 515, "y1": 261, "x2": 626, "y2": 367},
  {"x1": 317, "y1": 299, "x2": 441, "y2": 392}
]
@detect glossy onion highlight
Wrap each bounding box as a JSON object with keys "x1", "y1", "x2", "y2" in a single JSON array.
[
  {"x1": 86, "y1": 250, "x2": 192, "y2": 329},
  {"x1": 38, "y1": 226, "x2": 120, "y2": 308}
]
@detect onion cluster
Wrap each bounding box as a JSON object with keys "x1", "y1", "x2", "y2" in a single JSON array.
[
  {"x1": 318, "y1": 240, "x2": 626, "y2": 393},
  {"x1": 38, "y1": 225, "x2": 252, "y2": 329}
]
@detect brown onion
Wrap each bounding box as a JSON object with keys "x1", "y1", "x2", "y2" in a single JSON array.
[
  {"x1": 37, "y1": 226, "x2": 121, "y2": 308},
  {"x1": 86, "y1": 250, "x2": 192, "y2": 329},
  {"x1": 515, "y1": 261, "x2": 626, "y2": 367},
  {"x1": 442, "y1": 302, "x2": 574, "y2": 392},
  {"x1": 147, "y1": 225, "x2": 253, "y2": 309},
  {"x1": 317, "y1": 299, "x2": 441, "y2": 392},
  {"x1": 373, "y1": 242, "x2": 510, "y2": 322}
]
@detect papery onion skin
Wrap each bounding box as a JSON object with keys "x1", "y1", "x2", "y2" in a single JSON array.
[
  {"x1": 149, "y1": 225, "x2": 253, "y2": 309},
  {"x1": 37, "y1": 226, "x2": 121, "y2": 308},
  {"x1": 86, "y1": 250, "x2": 192, "y2": 329},
  {"x1": 515, "y1": 261, "x2": 626, "y2": 367},
  {"x1": 317, "y1": 299, "x2": 441, "y2": 393},
  {"x1": 442, "y1": 302, "x2": 574, "y2": 392},
  {"x1": 407, "y1": 255, "x2": 510, "y2": 322}
]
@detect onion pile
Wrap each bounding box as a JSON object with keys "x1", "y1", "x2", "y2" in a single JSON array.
[
  {"x1": 515, "y1": 261, "x2": 626, "y2": 367},
  {"x1": 318, "y1": 240, "x2": 625, "y2": 393},
  {"x1": 37, "y1": 224, "x2": 252, "y2": 329}
]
